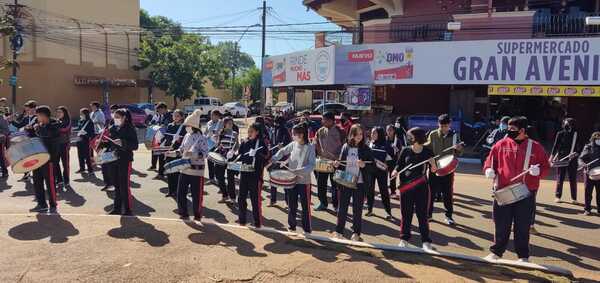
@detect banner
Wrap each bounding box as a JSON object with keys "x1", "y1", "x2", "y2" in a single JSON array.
[
  {"x1": 262, "y1": 46, "x2": 335, "y2": 87},
  {"x1": 345, "y1": 86, "x2": 372, "y2": 110},
  {"x1": 488, "y1": 85, "x2": 600, "y2": 97}
]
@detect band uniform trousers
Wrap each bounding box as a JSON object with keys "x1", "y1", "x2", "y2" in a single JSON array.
[
  {"x1": 270, "y1": 185, "x2": 289, "y2": 206},
  {"x1": 238, "y1": 172, "x2": 262, "y2": 227},
  {"x1": 490, "y1": 194, "x2": 535, "y2": 259},
  {"x1": 207, "y1": 159, "x2": 215, "y2": 180},
  {"x1": 428, "y1": 173, "x2": 454, "y2": 219},
  {"x1": 388, "y1": 165, "x2": 396, "y2": 195},
  {"x1": 101, "y1": 163, "x2": 113, "y2": 187},
  {"x1": 367, "y1": 169, "x2": 392, "y2": 214},
  {"x1": 584, "y1": 177, "x2": 600, "y2": 212},
  {"x1": 400, "y1": 182, "x2": 431, "y2": 243},
  {"x1": 151, "y1": 153, "x2": 158, "y2": 169},
  {"x1": 177, "y1": 174, "x2": 205, "y2": 218},
  {"x1": 165, "y1": 156, "x2": 179, "y2": 196},
  {"x1": 0, "y1": 140, "x2": 8, "y2": 176},
  {"x1": 336, "y1": 183, "x2": 366, "y2": 235},
  {"x1": 555, "y1": 160, "x2": 578, "y2": 200},
  {"x1": 214, "y1": 164, "x2": 230, "y2": 198},
  {"x1": 157, "y1": 153, "x2": 166, "y2": 175},
  {"x1": 54, "y1": 143, "x2": 70, "y2": 185},
  {"x1": 109, "y1": 160, "x2": 133, "y2": 213},
  {"x1": 33, "y1": 162, "x2": 58, "y2": 208},
  {"x1": 288, "y1": 184, "x2": 311, "y2": 232},
  {"x1": 77, "y1": 138, "x2": 93, "y2": 171},
  {"x1": 226, "y1": 169, "x2": 237, "y2": 200},
  {"x1": 317, "y1": 172, "x2": 338, "y2": 208}
]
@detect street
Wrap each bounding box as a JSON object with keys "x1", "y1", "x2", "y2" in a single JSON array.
[{"x1": 0, "y1": 139, "x2": 598, "y2": 282}]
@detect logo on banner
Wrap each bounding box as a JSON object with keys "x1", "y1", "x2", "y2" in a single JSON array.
[
  {"x1": 373, "y1": 47, "x2": 414, "y2": 81},
  {"x1": 272, "y1": 59, "x2": 286, "y2": 83},
  {"x1": 315, "y1": 50, "x2": 331, "y2": 82},
  {"x1": 348, "y1": 49, "x2": 374, "y2": 62}
]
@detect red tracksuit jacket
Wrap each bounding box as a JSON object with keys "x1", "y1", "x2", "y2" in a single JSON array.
[{"x1": 483, "y1": 137, "x2": 550, "y2": 191}]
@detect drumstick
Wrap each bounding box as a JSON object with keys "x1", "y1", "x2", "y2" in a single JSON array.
[
  {"x1": 408, "y1": 158, "x2": 435, "y2": 170},
  {"x1": 441, "y1": 142, "x2": 465, "y2": 153},
  {"x1": 578, "y1": 158, "x2": 600, "y2": 171},
  {"x1": 509, "y1": 164, "x2": 540, "y2": 183},
  {"x1": 389, "y1": 163, "x2": 413, "y2": 181},
  {"x1": 339, "y1": 160, "x2": 373, "y2": 164}
]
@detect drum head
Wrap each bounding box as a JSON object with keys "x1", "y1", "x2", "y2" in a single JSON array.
[
  {"x1": 437, "y1": 155, "x2": 455, "y2": 167},
  {"x1": 12, "y1": 153, "x2": 50, "y2": 174},
  {"x1": 209, "y1": 152, "x2": 226, "y2": 163}
]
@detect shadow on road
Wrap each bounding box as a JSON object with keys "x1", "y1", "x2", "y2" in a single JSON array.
[
  {"x1": 107, "y1": 216, "x2": 170, "y2": 247},
  {"x1": 8, "y1": 214, "x2": 79, "y2": 243},
  {"x1": 186, "y1": 221, "x2": 267, "y2": 258}
]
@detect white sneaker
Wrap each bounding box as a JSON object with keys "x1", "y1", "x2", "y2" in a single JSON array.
[
  {"x1": 351, "y1": 233, "x2": 363, "y2": 242},
  {"x1": 398, "y1": 240, "x2": 408, "y2": 248},
  {"x1": 484, "y1": 253, "x2": 500, "y2": 261},
  {"x1": 333, "y1": 232, "x2": 344, "y2": 239},
  {"x1": 554, "y1": 198, "x2": 561, "y2": 203},
  {"x1": 517, "y1": 258, "x2": 529, "y2": 263},
  {"x1": 444, "y1": 217, "x2": 455, "y2": 225},
  {"x1": 422, "y1": 242, "x2": 435, "y2": 251}
]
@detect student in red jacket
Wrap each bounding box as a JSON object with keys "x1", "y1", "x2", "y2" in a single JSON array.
[{"x1": 483, "y1": 116, "x2": 550, "y2": 263}]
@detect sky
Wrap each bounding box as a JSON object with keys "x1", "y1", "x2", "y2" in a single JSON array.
[{"x1": 140, "y1": 0, "x2": 343, "y2": 66}]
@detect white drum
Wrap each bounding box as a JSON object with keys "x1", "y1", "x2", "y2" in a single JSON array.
[
  {"x1": 493, "y1": 183, "x2": 531, "y2": 206},
  {"x1": 164, "y1": 159, "x2": 191, "y2": 175},
  {"x1": 94, "y1": 150, "x2": 119, "y2": 165},
  {"x1": 7, "y1": 137, "x2": 50, "y2": 174},
  {"x1": 208, "y1": 152, "x2": 227, "y2": 166},
  {"x1": 588, "y1": 166, "x2": 600, "y2": 181}
]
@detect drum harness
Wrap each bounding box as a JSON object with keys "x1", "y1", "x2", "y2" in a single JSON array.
[
  {"x1": 554, "y1": 131, "x2": 577, "y2": 164},
  {"x1": 492, "y1": 139, "x2": 534, "y2": 193}
]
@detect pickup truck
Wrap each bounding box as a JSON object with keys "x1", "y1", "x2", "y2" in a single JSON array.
[{"x1": 183, "y1": 97, "x2": 226, "y2": 117}]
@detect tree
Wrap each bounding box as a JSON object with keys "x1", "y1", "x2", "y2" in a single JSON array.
[{"x1": 230, "y1": 66, "x2": 261, "y2": 101}]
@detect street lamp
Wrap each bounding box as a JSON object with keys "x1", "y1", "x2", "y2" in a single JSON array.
[
  {"x1": 585, "y1": 16, "x2": 600, "y2": 26},
  {"x1": 447, "y1": 21, "x2": 462, "y2": 31}
]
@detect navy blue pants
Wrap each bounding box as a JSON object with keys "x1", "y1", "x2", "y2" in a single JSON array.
[
  {"x1": 490, "y1": 195, "x2": 535, "y2": 258},
  {"x1": 336, "y1": 183, "x2": 365, "y2": 235},
  {"x1": 555, "y1": 161, "x2": 578, "y2": 200},
  {"x1": 367, "y1": 169, "x2": 391, "y2": 214},
  {"x1": 317, "y1": 172, "x2": 338, "y2": 208},
  {"x1": 287, "y1": 184, "x2": 311, "y2": 232},
  {"x1": 584, "y1": 177, "x2": 600, "y2": 212},
  {"x1": 428, "y1": 173, "x2": 454, "y2": 219},
  {"x1": 108, "y1": 160, "x2": 133, "y2": 213},
  {"x1": 177, "y1": 174, "x2": 204, "y2": 218},
  {"x1": 238, "y1": 173, "x2": 261, "y2": 227},
  {"x1": 33, "y1": 162, "x2": 57, "y2": 208},
  {"x1": 400, "y1": 182, "x2": 431, "y2": 243}
]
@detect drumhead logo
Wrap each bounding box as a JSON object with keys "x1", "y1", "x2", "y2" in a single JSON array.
[{"x1": 314, "y1": 50, "x2": 331, "y2": 82}]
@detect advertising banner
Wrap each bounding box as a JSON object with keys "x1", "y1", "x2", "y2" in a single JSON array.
[
  {"x1": 262, "y1": 46, "x2": 335, "y2": 87},
  {"x1": 345, "y1": 86, "x2": 372, "y2": 110},
  {"x1": 488, "y1": 85, "x2": 600, "y2": 97}
]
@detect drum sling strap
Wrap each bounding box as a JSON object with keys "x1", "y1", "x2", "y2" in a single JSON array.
[
  {"x1": 78, "y1": 120, "x2": 91, "y2": 136},
  {"x1": 161, "y1": 124, "x2": 184, "y2": 147},
  {"x1": 568, "y1": 132, "x2": 577, "y2": 159},
  {"x1": 494, "y1": 139, "x2": 533, "y2": 190}
]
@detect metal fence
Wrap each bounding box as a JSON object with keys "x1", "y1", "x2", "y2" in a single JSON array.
[
  {"x1": 390, "y1": 22, "x2": 452, "y2": 42},
  {"x1": 533, "y1": 12, "x2": 600, "y2": 37}
]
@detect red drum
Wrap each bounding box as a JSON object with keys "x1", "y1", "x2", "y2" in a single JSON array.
[
  {"x1": 435, "y1": 155, "x2": 458, "y2": 177},
  {"x1": 270, "y1": 170, "x2": 297, "y2": 189}
]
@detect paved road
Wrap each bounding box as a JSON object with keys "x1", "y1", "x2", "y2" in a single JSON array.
[{"x1": 0, "y1": 145, "x2": 598, "y2": 281}]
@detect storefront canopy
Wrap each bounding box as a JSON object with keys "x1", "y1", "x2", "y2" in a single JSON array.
[{"x1": 262, "y1": 37, "x2": 600, "y2": 87}]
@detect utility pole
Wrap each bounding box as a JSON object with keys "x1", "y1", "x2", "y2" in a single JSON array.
[
  {"x1": 231, "y1": 42, "x2": 237, "y2": 99},
  {"x1": 260, "y1": 0, "x2": 266, "y2": 112},
  {"x1": 9, "y1": 0, "x2": 20, "y2": 114}
]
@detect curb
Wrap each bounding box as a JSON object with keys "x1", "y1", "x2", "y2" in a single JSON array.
[{"x1": 0, "y1": 212, "x2": 573, "y2": 277}]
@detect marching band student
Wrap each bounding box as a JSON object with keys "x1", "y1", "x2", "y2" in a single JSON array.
[
  {"x1": 392, "y1": 127, "x2": 437, "y2": 251},
  {"x1": 425, "y1": 114, "x2": 463, "y2": 225},
  {"x1": 551, "y1": 118, "x2": 581, "y2": 204},
  {"x1": 236, "y1": 122, "x2": 268, "y2": 228},
  {"x1": 271, "y1": 123, "x2": 316, "y2": 233},
  {"x1": 150, "y1": 102, "x2": 173, "y2": 177},
  {"x1": 0, "y1": 109, "x2": 9, "y2": 179},
  {"x1": 162, "y1": 109, "x2": 185, "y2": 197},
  {"x1": 11, "y1": 100, "x2": 38, "y2": 181},
  {"x1": 268, "y1": 115, "x2": 292, "y2": 206},
  {"x1": 101, "y1": 109, "x2": 139, "y2": 216},
  {"x1": 579, "y1": 131, "x2": 600, "y2": 215},
  {"x1": 27, "y1": 106, "x2": 60, "y2": 213},
  {"x1": 333, "y1": 124, "x2": 374, "y2": 242},
  {"x1": 205, "y1": 110, "x2": 223, "y2": 184},
  {"x1": 100, "y1": 104, "x2": 119, "y2": 191},
  {"x1": 394, "y1": 117, "x2": 408, "y2": 148},
  {"x1": 314, "y1": 112, "x2": 345, "y2": 211},
  {"x1": 386, "y1": 125, "x2": 400, "y2": 199},
  {"x1": 75, "y1": 108, "x2": 95, "y2": 174},
  {"x1": 214, "y1": 117, "x2": 239, "y2": 203},
  {"x1": 483, "y1": 116, "x2": 549, "y2": 262},
  {"x1": 175, "y1": 110, "x2": 209, "y2": 220},
  {"x1": 54, "y1": 106, "x2": 72, "y2": 188},
  {"x1": 367, "y1": 126, "x2": 394, "y2": 220},
  {"x1": 89, "y1": 101, "x2": 105, "y2": 136}
]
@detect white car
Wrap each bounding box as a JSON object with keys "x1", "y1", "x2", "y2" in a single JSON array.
[{"x1": 223, "y1": 102, "x2": 249, "y2": 117}]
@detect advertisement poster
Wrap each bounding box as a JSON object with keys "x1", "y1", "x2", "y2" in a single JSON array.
[
  {"x1": 262, "y1": 46, "x2": 335, "y2": 87},
  {"x1": 488, "y1": 85, "x2": 600, "y2": 97},
  {"x1": 346, "y1": 86, "x2": 372, "y2": 110}
]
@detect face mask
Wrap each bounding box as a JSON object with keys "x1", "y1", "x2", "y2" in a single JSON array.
[
  {"x1": 395, "y1": 123, "x2": 401, "y2": 128},
  {"x1": 565, "y1": 125, "x2": 572, "y2": 131},
  {"x1": 186, "y1": 126, "x2": 193, "y2": 133},
  {"x1": 111, "y1": 113, "x2": 116, "y2": 120},
  {"x1": 595, "y1": 139, "x2": 600, "y2": 146},
  {"x1": 507, "y1": 129, "x2": 520, "y2": 140},
  {"x1": 499, "y1": 124, "x2": 508, "y2": 131},
  {"x1": 80, "y1": 115, "x2": 85, "y2": 120},
  {"x1": 114, "y1": 118, "x2": 123, "y2": 126}
]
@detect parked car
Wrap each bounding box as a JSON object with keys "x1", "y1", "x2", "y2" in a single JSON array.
[
  {"x1": 111, "y1": 104, "x2": 148, "y2": 128},
  {"x1": 270, "y1": 102, "x2": 294, "y2": 118},
  {"x1": 312, "y1": 103, "x2": 348, "y2": 115},
  {"x1": 183, "y1": 97, "x2": 226, "y2": 117},
  {"x1": 407, "y1": 114, "x2": 462, "y2": 135},
  {"x1": 248, "y1": 101, "x2": 262, "y2": 116},
  {"x1": 223, "y1": 102, "x2": 249, "y2": 118}
]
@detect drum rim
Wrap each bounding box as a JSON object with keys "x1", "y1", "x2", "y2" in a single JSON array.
[{"x1": 11, "y1": 153, "x2": 50, "y2": 173}]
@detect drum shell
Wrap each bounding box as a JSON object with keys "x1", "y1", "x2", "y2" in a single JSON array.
[
  {"x1": 333, "y1": 170, "x2": 358, "y2": 189},
  {"x1": 7, "y1": 137, "x2": 50, "y2": 173},
  {"x1": 94, "y1": 150, "x2": 118, "y2": 165},
  {"x1": 227, "y1": 162, "x2": 255, "y2": 172},
  {"x1": 588, "y1": 166, "x2": 600, "y2": 181},
  {"x1": 436, "y1": 155, "x2": 458, "y2": 177},
  {"x1": 550, "y1": 159, "x2": 571, "y2": 168},
  {"x1": 164, "y1": 159, "x2": 191, "y2": 175},
  {"x1": 270, "y1": 170, "x2": 297, "y2": 189},
  {"x1": 314, "y1": 158, "x2": 335, "y2": 173},
  {"x1": 493, "y1": 183, "x2": 531, "y2": 206},
  {"x1": 208, "y1": 152, "x2": 227, "y2": 166}
]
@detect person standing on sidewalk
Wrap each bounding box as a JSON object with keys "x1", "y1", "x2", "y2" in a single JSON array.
[
  {"x1": 314, "y1": 112, "x2": 344, "y2": 212},
  {"x1": 550, "y1": 118, "x2": 581, "y2": 204},
  {"x1": 483, "y1": 116, "x2": 550, "y2": 263},
  {"x1": 367, "y1": 126, "x2": 394, "y2": 220},
  {"x1": 578, "y1": 131, "x2": 600, "y2": 215},
  {"x1": 54, "y1": 106, "x2": 72, "y2": 189},
  {"x1": 425, "y1": 114, "x2": 463, "y2": 225},
  {"x1": 0, "y1": 109, "x2": 9, "y2": 179}
]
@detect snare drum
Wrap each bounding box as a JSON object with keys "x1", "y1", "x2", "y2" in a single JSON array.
[
  {"x1": 333, "y1": 170, "x2": 358, "y2": 189},
  {"x1": 164, "y1": 159, "x2": 191, "y2": 175},
  {"x1": 374, "y1": 159, "x2": 388, "y2": 171},
  {"x1": 436, "y1": 155, "x2": 459, "y2": 177},
  {"x1": 7, "y1": 137, "x2": 50, "y2": 173},
  {"x1": 208, "y1": 152, "x2": 227, "y2": 166},
  {"x1": 315, "y1": 158, "x2": 335, "y2": 173},
  {"x1": 227, "y1": 161, "x2": 255, "y2": 172},
  {"x1": 94, "y1": 150, "x2": 119, "y2": 165},
  {"x1": 588, "y1": 166, "x2": 600, "y2": 181},
  {"x1": 550, "y1": 159, "x2": 571, "y2": 168},
  {"x1": 70, "y1": 136, "x2": 82, "y2": 145},
  {"x1": 270, "y1": 170, "x2": 297, "y2": 189},
  {"x1": 144, "y1": 125, "x2": 165, "y2": 150},
  {"x1": 493, "y1": 183, "x2": 531, "y2": 206}
]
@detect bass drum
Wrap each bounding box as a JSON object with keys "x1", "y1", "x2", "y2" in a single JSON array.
[
  {"x1": 7, "y1": 137, "x2": 50, "y2": 174},
  {"x1": 145, "y1": 125, "x2": 165, "y2": 150}
]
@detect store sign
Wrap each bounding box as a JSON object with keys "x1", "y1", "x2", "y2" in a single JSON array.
[
  {"x1": 345, "y1": 86, "x2": 372, "y2": 110},
  {"x1": 263, "y1": 37, "x2": 600, "y2": 87},
  {"x1": 74, "y1": 76, "x2": 137, "y2": 87},
  {"x1": 488, "y1": 85, "x2": 600, "y2": 97},
  {"x1": 262, "y1": 46, "x2": 335, "y2": 87}
]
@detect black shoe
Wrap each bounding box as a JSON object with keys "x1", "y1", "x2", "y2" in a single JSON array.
[
  {"x1": 165, "y1": 194, "x2": 173, "y2": 198},
  {"x1": 101, "y1": 186, "x2": 110, "y2": 191},
  {"x1": 108, "y1": 210, "x2": 120, "y2": 215},
  {"x1": 180, "y1": 215, "x2": 189, "y2": 220},
  {"x1": 147, "y1": 166, "x2": 156, "y2": 171},
  {"x1": 123, "y1": 210, "x2": 133, "y2": 216},
  {"x1": 365, "y1": 211, "x2": 373, "y2": 217},
  {"x1": 29, "y1": 205, "x2": 48, "y2": 212},
  {"x1": 48, "y1": 207, "x2": 58, "y2": 214},
  {"x1": 193, "y1": 216, "x2": 202, "y2": 221},
  {"x1": 75, "y1": 169, "x2": 85, "y2": 174}
]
